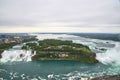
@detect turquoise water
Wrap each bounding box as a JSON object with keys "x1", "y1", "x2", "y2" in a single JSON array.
[
  {"x1": 0, "y1": 60, "x2": 120, "y2": 80},
  {"x1": 0, "y1": 34, "x2": 120, "y2": 80}
]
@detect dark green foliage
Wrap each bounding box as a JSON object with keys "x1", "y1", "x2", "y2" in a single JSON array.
[
  {"x1": 26, "y1": 43, "x2": 37, "y2": 47},
  {"x1": 0, "y1": 43, "x2": 18, "y2": 50},
  {"x1": 0, "y1": 50, "x2": 4, "y2": 58},
  {"x1": 23, "y1": 39, "x2": 98, "y2": 63},
  {"x1": 39, "y1": 39, "x2": 85, "y2": 47},
  {"x1": 22, "y1": 46, "x2": 28, "y2": 50}
]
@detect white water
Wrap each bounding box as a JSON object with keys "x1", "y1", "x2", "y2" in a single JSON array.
[
  {"x1": 1, "y1": 33, "x2": 120, "y2": 65},
  {"x1": 96, "y1": 43, "x2": 120, "y2": 65},
  {"x1": 0, "y1": 50, "x2": 35, "y2": 62},
  {"x1": 30, "y1": 33, "x2": 78, "y2": 40},
  {"x1": 74, "y1": 38, "x2": 120, "y2": 66},
  {"x1": 31, "y1": 33, "x2": 120, "y2": 66}
]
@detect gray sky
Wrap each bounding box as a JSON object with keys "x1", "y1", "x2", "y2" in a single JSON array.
[{"x1": 0, "y1": 0, "x2": 120, "y2": 33}]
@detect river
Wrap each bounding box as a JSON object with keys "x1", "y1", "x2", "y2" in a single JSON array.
[{"x1": 0, "y1": 33, "x2": 120, "y2": 80}]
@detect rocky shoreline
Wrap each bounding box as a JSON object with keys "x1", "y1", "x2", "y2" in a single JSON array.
[{"x1": 91, "y1": 75, "x2": 120, "y2": 80}]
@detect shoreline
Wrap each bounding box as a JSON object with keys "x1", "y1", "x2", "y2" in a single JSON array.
[{"x1": 91, "y1": 75, "x2": 120, "y2": 80}]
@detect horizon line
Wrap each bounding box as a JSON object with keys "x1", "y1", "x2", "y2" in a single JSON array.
[{"x1": 0, "y1": 32, "x2": 120, "y2": 34}]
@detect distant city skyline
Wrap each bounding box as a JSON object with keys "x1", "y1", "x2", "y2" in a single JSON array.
[{"x1": 0, "y1": 0, "x2": 120, "y2": 33}]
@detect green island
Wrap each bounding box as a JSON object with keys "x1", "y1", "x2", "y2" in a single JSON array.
[{"x1": 22, "y1": 39, "x2": 98, "y2": 63}]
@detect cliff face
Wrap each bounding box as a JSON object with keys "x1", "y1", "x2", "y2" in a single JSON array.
[{"x1": 22, "y1": 39, "x2": 98, "y2": 63}]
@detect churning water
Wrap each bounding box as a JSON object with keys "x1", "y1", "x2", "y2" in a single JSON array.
[
  {"x1": 97, "y1": 43, "x2": 120, "y2": 66},
  {"x1": 0, "y1": 34, "x2": 120, "y2": 80},
  {"x1": 0, "y1": 50, "x2": 34, "y2": 62}
]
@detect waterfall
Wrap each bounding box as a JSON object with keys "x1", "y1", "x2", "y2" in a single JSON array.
[
  {"x1": 96, "y1": 43, "x2": 120, "y2": 65},
  {"x1": 0, "y1": 50, "x2": 35, "y2": 62}
]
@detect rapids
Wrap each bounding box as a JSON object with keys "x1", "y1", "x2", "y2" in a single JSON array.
[
  {"x1": 0, "y1": 33, "x2": 120, "y2": 66},
  {"x1": 0, "y1": 50, "x2": 35, "y2": 62},
  {"x1": 0, "y1": 44, "x2": 36, "y2": 62},
  {"x1": 31, "y1": 33, "x2": 120, "y2": 66},
  {"x1": 0, "y1": 33, "x2": 120, "y2": 80}
]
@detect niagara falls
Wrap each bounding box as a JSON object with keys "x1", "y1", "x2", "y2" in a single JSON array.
[
  {"x1": 0, "y1": 0, "x2": 120, "y2": 80},
  {"x1": 0, "y1": 33, "x2": 120, "y2": 80}
]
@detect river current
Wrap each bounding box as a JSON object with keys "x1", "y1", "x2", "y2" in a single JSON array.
[{"x1": 0, "y1": 34, "x2": 120, "y2": 80}]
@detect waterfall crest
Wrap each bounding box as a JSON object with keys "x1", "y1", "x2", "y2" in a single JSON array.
[
  {"x1": 0, "y1": 50, "x2": 35, "y2": 62},
  {"x1": 96, "y1": 44, "x2": 120, "y2": 65}
]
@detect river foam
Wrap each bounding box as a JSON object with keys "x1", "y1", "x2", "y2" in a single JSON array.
[
  {"x1": 0, "y1": 50, "x2": 35, "y2": 62},
  {"x1": 96, "y1": 43, "x2": 120, "y2": 65},
  {"x1": 1, "y1": 33, "x2": 120, "y2": 65},
  {"x1": 30, "y1": 33, "x2": 78, "y2": 40},
  {"x1": 31, "y1": 33, "x2": 120, "y2": 66}
]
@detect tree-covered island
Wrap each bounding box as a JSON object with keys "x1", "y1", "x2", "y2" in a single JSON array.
[{"x1": 22, "y1": 39, "x2": 98, "y2": 63}]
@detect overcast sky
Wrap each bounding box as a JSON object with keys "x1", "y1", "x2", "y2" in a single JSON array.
[{"x1": 0, "y1": 0, "x2": 120, "y2": 33}]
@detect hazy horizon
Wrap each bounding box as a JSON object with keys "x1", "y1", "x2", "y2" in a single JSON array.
[{"x1": 0, "y1": 0, "x2": 120, "y2": 33}]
